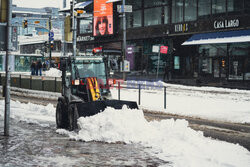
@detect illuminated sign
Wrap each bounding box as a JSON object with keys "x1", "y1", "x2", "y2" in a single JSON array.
[
  {"x1": 214, "y1": 19, "x2": 240, "y2": 29},
  {"x1": 93, "y1": 0, "x2": 113, "y2": 36}
]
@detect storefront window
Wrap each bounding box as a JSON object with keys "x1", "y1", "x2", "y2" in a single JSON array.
[
  {"x1": 0, "y1": 56, "x2": 2, "y2": 71},
  {"x1": 133, "y1": 10, "x2": 142, "y2": 27},
  {"x1": 144, "y1": 7, "x2": 162, "y2": 26},
  {"x1": 172, "y1": 0, "x2": 184, "y2": 23},
  {"x1": 144, "y1": 0, "x2": 168, "y2": 8},
  {"x1": 79, "y1": 19, "x2": 92, "y2": 34},
  {"x1": 198, "y1": 0, "x2": 211, "y2": 18},
  {"x1": 227, "y1": 0, "x2": 244, "y2": 13},
  {"x1": 212, "y1": 0, "x2": 226, "y2": 14},
  {"x1": 245, "y1": 0, "x2": 250, "y2": 13},
  {"x1": 228, "y1": 43, "x2": 249, "y2": 80},
  {"x1": 127, "y1": 0, "x2": 142, "y2": 10},
  {"x1": 15, "y1": 56, "x2": 31, "y2": 72},
  {"x1": 164, "y1": 6, "x2": 169, "y2": 24},
  {"x1": 126, "y1": 13, "x2": 132, "y2": 28},
  {"x1": 184, "y1": 0, "x2": 197, "y2": 21},
  {"x1": 245, "y1": 58, "x2": 250, "y2": 80}
]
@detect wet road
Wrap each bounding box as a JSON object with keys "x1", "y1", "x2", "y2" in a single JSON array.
[{"x1": 0, "y1": 118, "x2": 167, "y2": 167}]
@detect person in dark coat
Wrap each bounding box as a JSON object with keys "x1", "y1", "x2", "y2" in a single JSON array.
[
  {"x1": 42, "y1": 62, "x2": 47, "y2": 71},
  {"x1": 37, "y1": 60, "x2": 43, "y2": 76},
  {"x1": 30, "y1": 60, "x2": 36, "y2": 75}
]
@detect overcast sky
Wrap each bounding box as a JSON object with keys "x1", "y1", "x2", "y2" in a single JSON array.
[{"x1": 13, "y1": 0, "x2": 71, "y2": 9}]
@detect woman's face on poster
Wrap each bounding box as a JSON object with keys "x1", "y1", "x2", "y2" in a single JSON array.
[{"x1": 98, "y1": 18, "x2": 107, "y2": 35}]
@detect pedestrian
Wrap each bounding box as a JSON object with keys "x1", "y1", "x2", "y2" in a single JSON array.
[
  {"x1": 35, "y1": 61, "x2": 38, "y2": 76},
  {"x1": 42, "y1": 62, "x2": 46, "y2": 71},
  {"x1": 30, "y1": 60, "x2": 36, "y2": 75},
  {"x1": 37, "y1": 60, "x2": 43, "y2": 76}
]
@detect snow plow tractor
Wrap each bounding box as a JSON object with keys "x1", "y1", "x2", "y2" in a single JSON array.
[{"x1": 56, "y1": 56, "x2": 138, "y2": 130}]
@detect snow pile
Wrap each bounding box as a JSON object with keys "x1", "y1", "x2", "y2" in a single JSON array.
[
  {"x1": 59, "y1": 106, "x2": 250, "y2": 167},
  {"x1": 45, "y1": 68, "x2": 62, "y2": 77},
  {"x1": 0, "y1": 100, "x2": 55, "y2": 125}
]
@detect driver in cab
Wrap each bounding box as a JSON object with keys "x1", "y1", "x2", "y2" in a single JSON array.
[{"x1": 81, "y1": 63, "x2": 95, "y2": 78}]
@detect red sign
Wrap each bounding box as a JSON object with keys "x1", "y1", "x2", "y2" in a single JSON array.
[
  {"x1": 160, "y1": 46, "x2": 168, "y2": 54},
  {"x1": 93, "y1": 47, "x2": 103, "y2": 53}
]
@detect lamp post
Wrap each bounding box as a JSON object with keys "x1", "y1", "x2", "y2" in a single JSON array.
[
  {"x1": 72, "y1": 0, "x2": 77, "y2": 57},
  {"x1": 4, "y1": 0, "x2": 12, "y2": 136}
]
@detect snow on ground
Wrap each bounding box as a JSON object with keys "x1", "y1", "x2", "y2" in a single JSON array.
[
  {"x1": 1, "y1": 99, "x2": 249, "y2": 166},
  {"x1": 1, "y1": 97, "x2": 250, "y2": 166},
  {"x1": 0, "y1": 100, "x2": 55, "y2": 126},
  {"x1": 58, "y1": 106, "x2": 250, "y2": 167},
  {"x1": 110, "y1": 81, "x2": 250, "y2": 124},
  {"x1": 44, "y1": 68, "x2": 62, "y2": 77}
]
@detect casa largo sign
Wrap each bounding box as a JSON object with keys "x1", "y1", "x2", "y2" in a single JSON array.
[{"x1": 214, "y1": 19, "x2": 240, "y2": 29}]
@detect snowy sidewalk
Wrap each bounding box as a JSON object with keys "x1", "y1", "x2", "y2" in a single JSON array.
[{"x1": 111, "y1": 81, "x2": 250, "y2": 124}]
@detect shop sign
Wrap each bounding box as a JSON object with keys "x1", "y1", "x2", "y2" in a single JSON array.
[
  {"x1": 77, "y1": 36, "x2": 94, "y2": 42},
  {"x1": 160, "y1": 46, "x2": 168, "y2": 54},
  {"x1": 214, "y1": 19, "x2": 240, "y2": 29},
  {"x1": 175, "y1": 23, "x2": 188, "y2": 33},
  {"x1": 152, "y1": 45, "x2": 160, "y2": 53}
]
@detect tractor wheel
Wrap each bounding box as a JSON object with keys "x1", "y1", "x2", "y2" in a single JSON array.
[
  {"x1": 68, "y1": 104, "x2": 79, "y2": 131},
  {"x1": 56, "y1": 101, "x2": 69, "y2": 129}
]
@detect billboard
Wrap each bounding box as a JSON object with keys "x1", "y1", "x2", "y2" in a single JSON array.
[{"x1": 93, "y1": 0, "x2": 113, "y2": 36}]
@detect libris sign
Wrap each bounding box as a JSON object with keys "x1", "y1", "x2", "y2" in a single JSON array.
[{"x1": 214, "y1": 19, "x2": 240, "y2": 29}]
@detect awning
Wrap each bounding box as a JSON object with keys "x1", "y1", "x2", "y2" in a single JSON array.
[
  {"x1": 75, "y1": 0, "x2": 93, "y2": 10},
  {"x1": 182, "y1": 30, "x2": 250, "y2": 45}
]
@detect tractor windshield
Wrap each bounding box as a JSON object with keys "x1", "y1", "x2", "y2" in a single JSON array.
[{"x1": 72, "y1": 58, "x2": 107, "y2": 84}]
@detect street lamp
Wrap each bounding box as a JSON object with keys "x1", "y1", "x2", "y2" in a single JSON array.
[{"x1": 106, "y1": 0, "x2": 126, "y2": 80}]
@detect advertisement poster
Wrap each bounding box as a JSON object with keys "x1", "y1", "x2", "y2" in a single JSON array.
[{"x1": 93, "y1": 0, "x2": 113, "y2": 36}]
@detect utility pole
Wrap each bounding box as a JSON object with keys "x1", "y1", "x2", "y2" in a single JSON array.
[
  {"x1": 49, "y1": 16, "x2": 52, "y2": 68},
  {"x1": 122, "y1": 0, "x2": 126, "y2": 80},
  {"x1": 62, "y1": 0, "x2": 66, "y2": 56},
  {"x1": 72, "y1": 0, "x2": 77, "y2": 57},
  {"x1": 4, "y1": 0, "x2": 12, "y2": 136}
]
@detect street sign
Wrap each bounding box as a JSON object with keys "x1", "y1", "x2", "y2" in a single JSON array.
[
  {"x1": 49, "y1": 32, "x2": 54, "y2": 38},
  {"x1": 117, "y1": 5, "x2": 132, "y2": 13},
  {"x1": 49, "y1": 32, "x2": 54, "y2": 41}
]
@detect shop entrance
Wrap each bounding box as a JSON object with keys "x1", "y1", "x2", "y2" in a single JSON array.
[{"x1": 213, "y1": 58, "x2": 227, "y2": 79}]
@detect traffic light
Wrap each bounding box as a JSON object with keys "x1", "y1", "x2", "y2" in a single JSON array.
[
  {"x1": 221, "y1": 60, "x2": 226, "y2": 68},
  {"x1": 23, "y1": 20, "x2": 28, "y2": 28},
  {"x1": 50, "y1": 43, "x2": 54, "y2": 50}
]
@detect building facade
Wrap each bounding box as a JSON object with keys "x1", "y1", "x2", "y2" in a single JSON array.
[{"x1": 76, "y1": 0, "x2": 250, "y2": 88}]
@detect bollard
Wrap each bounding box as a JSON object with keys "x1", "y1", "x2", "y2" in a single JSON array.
[
  {"x1": 19, "y1": 74, "x2": 22, "y2": 88},
  {"x1": 138, "y1": 84, "x2": 141, "y2": 105},
  {"x1": 118, "y1": 82, "x2": 120, "y2": 100},
  {"x1": 42, "y1": 77, "x2": 44, "y2": 91},
  {"x1": 30, "y1": 76, "x2": 32, "y2": 89},
  {"x1": 164, "y1": 86, "x2": 166, "y2": 109},
  {"x1": 54, "y1": 77, "x2": 57, "y2": 92}
]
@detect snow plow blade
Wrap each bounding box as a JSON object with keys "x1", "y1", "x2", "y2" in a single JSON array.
[{"x1": 74, "y1": 100, "x2": 138, "y2": 117}]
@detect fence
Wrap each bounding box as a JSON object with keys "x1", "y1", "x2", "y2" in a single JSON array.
[
  {"x1": 0, "y1": 74, "x2": 167, "y2": 109},
  {"x1": 0, "y1": 73, "x2": 61, "y2": 93}
]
